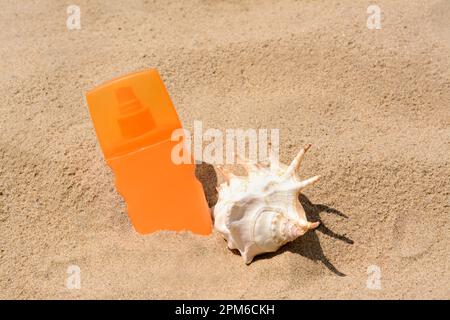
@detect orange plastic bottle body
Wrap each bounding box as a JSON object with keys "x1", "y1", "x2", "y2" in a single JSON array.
[{"x1": 86, "y1": 69, "x2": 212, "y2": 235}]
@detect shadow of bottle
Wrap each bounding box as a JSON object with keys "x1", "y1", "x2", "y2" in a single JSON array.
[{"x1": 195, "y1": 162, "x2": 218, "y2": 208}]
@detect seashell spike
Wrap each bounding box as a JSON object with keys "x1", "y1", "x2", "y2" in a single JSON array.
[{"x1": 213, "y1": 144, "x2": 321, "y2": 264}]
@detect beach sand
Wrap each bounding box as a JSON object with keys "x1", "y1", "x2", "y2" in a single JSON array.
[{"x1": 0, "y1": 0, "x2": 449, "y2": 299}]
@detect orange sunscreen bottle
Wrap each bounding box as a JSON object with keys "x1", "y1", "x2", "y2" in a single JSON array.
[{"x1": 86, "y1": 69, "x2": 212, "y2": 235}]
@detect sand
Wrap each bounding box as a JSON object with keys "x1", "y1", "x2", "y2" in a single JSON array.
[{"x1": 0, "y1": 0, "x2": 449, "y2": 299}]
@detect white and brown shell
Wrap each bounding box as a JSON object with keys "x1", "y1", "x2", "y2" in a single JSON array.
[{"x1": 213, "y1": 144, "x2": 320, "y2": 264}]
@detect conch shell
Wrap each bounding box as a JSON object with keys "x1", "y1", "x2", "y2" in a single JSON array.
[{"x1": 213, "y1": 144, "x2": 320, "y2": 264}]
